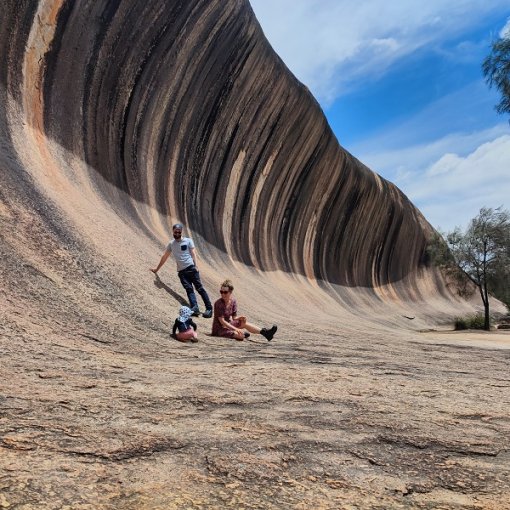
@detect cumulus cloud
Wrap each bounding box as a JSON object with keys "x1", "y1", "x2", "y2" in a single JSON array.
[
  {"x1": 353, "y1": 113, "x2": 509, "y2": 232},
  {"x1": 358, "y1": 123, "x2": 509, "y2": 181},
  {"x1": 249, "y1": 0, "x2": 509, "y2": 104},
  {"x1": 393, "y1": 134, "x2": 510, "y2": 231}
]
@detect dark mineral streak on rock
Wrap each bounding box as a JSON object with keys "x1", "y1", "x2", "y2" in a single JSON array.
[{"x1": 2, "y1": 0, "x2": 434, "y2": 290}]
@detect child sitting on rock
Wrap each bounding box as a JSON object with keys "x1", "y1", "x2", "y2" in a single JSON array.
[{"x1": 172, "y1": 306, "x2": 198, "y2": 342}]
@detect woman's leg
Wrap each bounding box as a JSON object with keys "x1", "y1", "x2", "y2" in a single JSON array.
[
  {"x1": 218, "y1": 328, "x2": 245, "y2": 341},
  {"x1": 243, "y1": 323, "x2": 278, "y2": 340},
  {"x1": 243, "y1": 322, "x2": 261, "y2": 334}
]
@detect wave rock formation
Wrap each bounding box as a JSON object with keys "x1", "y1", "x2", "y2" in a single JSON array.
[
  {"x1": 1, "y1": 0, "x2": 474, "y2": 329},
  {"x1": 5, "y1": 2, "x2": 510, "y2": 508}
]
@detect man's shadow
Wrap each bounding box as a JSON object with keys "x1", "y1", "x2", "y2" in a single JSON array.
[{"x1": 152, "y1": 274, "x2": 188, "y2": 305}]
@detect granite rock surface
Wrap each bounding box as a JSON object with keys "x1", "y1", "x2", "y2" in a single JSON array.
[{"x1": 1, "y1": 1, "x2": 509, "y2": 508}]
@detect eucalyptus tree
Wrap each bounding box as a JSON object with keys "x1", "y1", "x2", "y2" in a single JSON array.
[
  {"x1": 483, "y1": 36, "x2": 510, "y2": 117},
  {"x1": 445, "y1": 207, "x2": 510, "y2": 330}
]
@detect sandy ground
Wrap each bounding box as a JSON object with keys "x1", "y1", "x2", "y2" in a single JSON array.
[
  {"x1": 419, "y1": 330, "x2": 510, "y2": 350},
  {"x1": 2, "y1": 205, "x2": 510, "y2": 510}
]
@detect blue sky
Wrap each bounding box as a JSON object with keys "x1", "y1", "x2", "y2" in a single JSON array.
[{"x1": 249, "y1": 0, "x2": 510, "y2": 231}]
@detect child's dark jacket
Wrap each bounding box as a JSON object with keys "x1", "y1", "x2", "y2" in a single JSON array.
[{"x1": 172, "y1": 318, "x2": 197, "y2": 336}]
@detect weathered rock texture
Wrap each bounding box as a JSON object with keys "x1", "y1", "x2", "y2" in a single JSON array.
[
  {"x1": 2, "y1": 0, "x2": 437, "y2": 291},
  {"x1": 1, "y1": 1, "x2": 509, "y2": 509}
]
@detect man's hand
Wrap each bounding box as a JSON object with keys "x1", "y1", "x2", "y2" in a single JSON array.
[{"x1": 151, "y1": 251, "x2": 170, "y2": 275}]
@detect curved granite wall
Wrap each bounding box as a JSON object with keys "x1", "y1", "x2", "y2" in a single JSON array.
[{"x1": 1, "y1": 0, "x2": 435, "y2": 291}]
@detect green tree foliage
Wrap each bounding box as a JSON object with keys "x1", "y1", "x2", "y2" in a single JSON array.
[
  {"x1": 439, "y1": 207, "x2": 510, "y2": 330},
  {"x1": 482, "y1": 36, "x2": 510, "y2": 116}
]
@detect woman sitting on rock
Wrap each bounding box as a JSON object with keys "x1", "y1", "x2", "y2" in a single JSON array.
[{"x1": 211, "y1": 279, "x2": 277, "y2": 341}]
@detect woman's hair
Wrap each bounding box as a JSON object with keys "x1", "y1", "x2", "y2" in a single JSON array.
[{"x1": 221, "y1": 279, "x2": 234, "y2": 292}]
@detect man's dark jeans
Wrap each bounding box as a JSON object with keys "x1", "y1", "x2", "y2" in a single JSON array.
[{"x1": 178, "y1": 265, "x2": 212, "y2": 310}]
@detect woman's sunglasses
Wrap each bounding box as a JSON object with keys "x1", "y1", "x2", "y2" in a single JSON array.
[{"x1": 219, "y1": 290, "x2": 229, "y2": 294}]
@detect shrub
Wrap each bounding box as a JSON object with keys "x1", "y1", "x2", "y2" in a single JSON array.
[
  {"x1": 454, "y1": 317, "x2": 468, "y2": 330},
  {"x1": 454, "y1": 313, "x2": 487, "y2": 330}
]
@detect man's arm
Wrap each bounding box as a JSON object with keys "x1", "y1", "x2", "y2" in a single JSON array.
[{"x1": 150, "y1": 250, "x2": 171, "y2": 274}]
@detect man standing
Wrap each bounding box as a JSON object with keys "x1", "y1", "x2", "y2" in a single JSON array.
[{"x1": 151, "y1": 223, "x2": 213, "y2": 318}]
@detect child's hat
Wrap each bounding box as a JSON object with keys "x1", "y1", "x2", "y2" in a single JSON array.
[{"x1": 178, "y1": 306, "x2": 192, "y2": 321}]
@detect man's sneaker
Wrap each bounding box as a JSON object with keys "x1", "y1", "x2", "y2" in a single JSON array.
[
  {"x1": 202, "y1": 309, "x2": 213, "y2": 319},
  {"x1": 260, "y1": 325, "x2": 277, "y2": 341},
  {"x1": 191, "y1": 306, "x2": 200, "y2": 317}
]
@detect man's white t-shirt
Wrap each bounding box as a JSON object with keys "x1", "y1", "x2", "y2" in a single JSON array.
[{"x1": 167, "y1": 237, "x2": 195, "y2": 271}]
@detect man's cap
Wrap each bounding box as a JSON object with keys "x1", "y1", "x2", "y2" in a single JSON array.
[{"x1": 172, "y1": 223, "x2": 184, "y2": 230}]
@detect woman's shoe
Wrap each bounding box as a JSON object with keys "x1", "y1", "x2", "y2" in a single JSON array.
[{"x1": 260, "y1": 325, "x2": 277, "y2": 341}]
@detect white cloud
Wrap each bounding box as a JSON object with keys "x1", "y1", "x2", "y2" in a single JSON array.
[
  {"x1": 358, "y1": 123, "x2": 509, "y2": 181},
  {"x1": 353, "y1": 117, "x2": 509, "y2": 231},
  {"x1": 249, "y1": 0, "x2": 509, "y2": 104},
  {"x1": 395, "y1": 134, "x2": 510, "y2": 231},
  {"x1": 427, "y1": 153, "x2": 463, "y2": 176}
]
